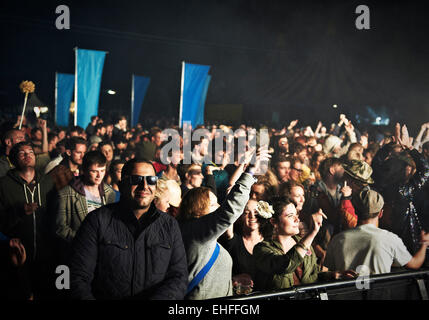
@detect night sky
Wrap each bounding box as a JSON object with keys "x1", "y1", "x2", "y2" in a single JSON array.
[{"x1": 1, "y1": 0, "x2": 429, "y2": 132}]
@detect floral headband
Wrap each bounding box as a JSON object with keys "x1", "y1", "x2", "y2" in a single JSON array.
[{"x1": 255, "y1": 201, "x2": 274, "y2": 219}]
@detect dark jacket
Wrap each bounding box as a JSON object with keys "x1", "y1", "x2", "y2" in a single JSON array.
[
  {"x1": 0, "y1": 168, "x2": 55, "y2": 262},
  {"x1": 0, "y1": 154, "x2": 11, "y2": 178},
  {"x1": 49, "y1": 157, "x2": 76, "y2": 191},
  {"x1": 70, "y1": 202, "x2": 188, "y2": 300},
  {"x1": 375, "y1": 149, "x2": 429, "y2": 253}
]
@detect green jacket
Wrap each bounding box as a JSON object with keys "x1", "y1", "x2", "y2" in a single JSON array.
[
  {"x1": 253, "y1": 236, "x2": 320, "y2": 291},
  {"x1": 55, "y1": 176, "x2": 116, "y2": 243}
]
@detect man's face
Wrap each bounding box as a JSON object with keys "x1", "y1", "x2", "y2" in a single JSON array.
[
  {"x1": 70, "y1": 144, "x2": 87, "y2": 166},
  {"x1": 69, "y1": 131, "x2": 79, "y2": 137},
  {"x1": 98, "y1": 127, "x2": 106, "y2": 136},
  {"x1": 276, "y1": 161, "x2": 291, "y2": 183},
  {"x1": 101, "y1": 144, "x2": 113, "y2": 162},
  {"x1": 289, "y1": 162, "x2": 303, "y2": 182},
  {"x1": 16, "y1": 145, "x2": 36, "y2": 169},
  {"x1": 123, "y1": 163, "x2": 156, "y2": 209},
  {"x1": 32, "y1": 129, "x2": 43, "y2": 142},
  {"x1": 7, "y1": 131, "x2": 26, "y2": 148},
  {"x1": 297, "y1": 150, "x2": 308, "y2": 164},
  {"x1": 152, "y1": 132, "x2": 162, "y2": 147},
  {"x1": 116, "y1": 142, "x2": 127, "y2": 153},
  {"x1": 85, "y1": 164, "x2": 106, "y2": 186},
  {"x1": 187, "y1": 165, "x2": 204, "y2": 188},
  {"x1": 119, "y1": 119, "x2": 127, "y2": 129}
]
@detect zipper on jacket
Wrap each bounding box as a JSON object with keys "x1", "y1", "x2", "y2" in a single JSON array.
[{"x1": 24, "y1": 183, "x2": 38, "y2": 260}]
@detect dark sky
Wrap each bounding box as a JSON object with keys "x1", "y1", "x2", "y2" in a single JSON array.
[{"x1": 1, "y1": 0, "x2": 429, "y2": 131}]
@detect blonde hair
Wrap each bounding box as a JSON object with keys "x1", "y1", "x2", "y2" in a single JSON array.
[
  {"x1": 155, "y1": 179, "x2": 182, "y2": 208},
  {"x1": 155, "y1": 179, "x2": 169, "y2": 200}
]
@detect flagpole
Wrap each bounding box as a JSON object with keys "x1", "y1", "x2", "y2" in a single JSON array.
[
  {"x1": 74, "y1": 47, "x2": 78, "y2": 126},
  {"x1": 55, "y1": 72, "x2": 58, "y2": 126},
  {"x1": 131, "y1": 74, "x2": 135, "y2": 128},
  {"x1": 179, "y1": 61, "x2": 185, "y2": 128}
]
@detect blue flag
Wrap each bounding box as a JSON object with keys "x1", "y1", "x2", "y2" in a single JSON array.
[
  {"x1": 180, "y1": 62, "x2": 211, "y2": 128},
  {"x1": 75, "y1": 48, "x2": 107, "y2": 128},
  {"x1": 196, "y1": 74, "x2": 211, "y2": 127},
  {"x1": 55, "y1": 73, "x2": 74, "y2": 127},
  {"x1": 131, "y1": 75, "x2": 151, "y2": 128}
]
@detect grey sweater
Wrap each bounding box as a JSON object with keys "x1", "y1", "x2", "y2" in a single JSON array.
[{"x1": 179, "y1": 172, "x2": 256, "y2": 300}]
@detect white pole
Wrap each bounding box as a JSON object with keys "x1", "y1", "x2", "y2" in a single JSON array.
[
  {"x1": 179, "y1": 61, "x2": 185, "y2": 128},
  {"x1": 131, "y1": 74, "x2": 135, "y2": 128},
  {"x1": 18, "y1": 92, "x2": 29, "y2": 130},
  {"x1": 54, "y1": 72, "x2": 58, "y2": 126},
  {"x1": 74, "y1": 47, "x2": 78, "y2": 126}
]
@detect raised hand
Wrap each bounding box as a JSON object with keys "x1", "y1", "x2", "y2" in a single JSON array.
[
  {"x1": 288, "y1": 120, "x2": 299, "y2": 130},
  {"x1": 341, "y1": 181, "x2": 352, "y2": 198},
  {"x1": 310, "y1": 209, "x2": 327, "y2": 234},
  {"x1": 9, "y1": 238, "x2": 26, "y2": 266},
  {"x1": 246, "y1": 147, "x2": 271, "y2": 175},
  {"x1": 396, "y1": 123, "x2": 414, "y2": 150}
]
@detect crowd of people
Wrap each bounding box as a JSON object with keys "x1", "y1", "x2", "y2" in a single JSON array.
[{"x1": 0, "y1": 112, "x2": 428, "y2": 300}]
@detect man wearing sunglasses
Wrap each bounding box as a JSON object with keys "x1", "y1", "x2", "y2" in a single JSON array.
[{"x1": 70, "y1": 158, "x2": 188, "y2": 300}]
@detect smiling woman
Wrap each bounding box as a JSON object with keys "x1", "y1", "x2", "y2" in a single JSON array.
[{"x1": 253, "y1": 197, "x2": 355, "y2": 290}]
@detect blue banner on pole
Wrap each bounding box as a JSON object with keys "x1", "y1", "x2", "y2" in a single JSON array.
[
  {"x1": 196, "y1": 74, "x2": 211, "y2": 127},
  {"x1": 75, "y1": 48, "x2": 106, "y2": 128},
  {"x1": 56, "y1": 73, "x2": 74, "y2": 127},
  {"x1": 132, "y1": 75, "x2": 150, "y2": 128},
  {"x1": 180, "y1": 63, "x2": 211, "y2": 128}
]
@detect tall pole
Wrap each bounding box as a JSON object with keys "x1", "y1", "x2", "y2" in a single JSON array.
[
  {"x1": 179, "y1": 61, "x2": 185, "y2": 128},
  {"x1": 74, "y1": 47, "x2": 78, "y2": 126},
  {"x1": 54, "y1": 72, "x2": 58, "y2": 126},
  {"x1": 131, "y1": 74, "x2": 135, "y2": 128}
]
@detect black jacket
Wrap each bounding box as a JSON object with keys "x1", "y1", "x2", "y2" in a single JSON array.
[
  {"x1": 0, "y1": 168, "x2": 55, "y2": 262},
  {"x1": 70, "y1": 202, "x2": 188, "y2": 300}
]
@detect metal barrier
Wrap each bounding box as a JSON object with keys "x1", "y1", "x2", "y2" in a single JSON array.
[{"x1": 226, "y1": 268, "x2": 429, "y2": 300}]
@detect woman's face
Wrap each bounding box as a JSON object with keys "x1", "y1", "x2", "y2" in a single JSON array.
[
  {"x1": 241, "y1": 200, "x2": 259, "y2": 232},
  {"x1": 273, "y1": 203, "x2": 300, "y2": 236},
  {"x1": 290, "y1": 186, "x2": 305, "y2": 212}
]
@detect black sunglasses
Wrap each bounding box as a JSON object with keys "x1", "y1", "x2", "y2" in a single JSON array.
[{"x1": 128, "y1": 175, "x2": 158, "y2": 186}]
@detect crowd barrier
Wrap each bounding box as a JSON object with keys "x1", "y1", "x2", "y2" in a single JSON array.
[{"x1": 224, "y1": 269, "x2": 429, "y2": 300}]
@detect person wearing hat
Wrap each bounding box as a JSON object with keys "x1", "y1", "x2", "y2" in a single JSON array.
[
  {"x1": 324, "y1": 189, "x2": 429, "y2": 275},
  {"x1": 338, "y1": 159, "x2": 374, "y2": 233}
]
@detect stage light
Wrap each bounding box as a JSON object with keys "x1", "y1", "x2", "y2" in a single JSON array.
[
  {"x1": 107, "y1": 90, "x2": 116, "y2": 95},
  {"x1": 333, "y1": 104, "x2": 338, "y2": 108}
]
